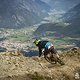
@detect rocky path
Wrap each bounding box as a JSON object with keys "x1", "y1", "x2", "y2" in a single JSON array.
[{"x1": 0, "y1": 48, "x2": 80, "y2": 80}]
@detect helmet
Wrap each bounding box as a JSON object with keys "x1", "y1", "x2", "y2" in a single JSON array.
[{"x1": 33, "y1": 39, "x2": 40, "y2": 45}]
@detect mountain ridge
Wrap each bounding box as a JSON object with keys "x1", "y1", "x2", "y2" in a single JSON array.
[
  {"x1": 0, "y1": 0, "x2": 50, "y2": 28},
  {"x1": 62, "y1": 3, "x2": 80, "y2": 37}
]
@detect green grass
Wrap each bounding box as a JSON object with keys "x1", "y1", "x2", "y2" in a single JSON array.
[
  {"x1": 8, "y1": 32, "x2": 28, "y2": 42},
  {"x1": 7, "y1": 27, "x2": 36, "y2": 42},
  {"x1": 47, "y1": 37, "x2": 73, "y2": 49}
]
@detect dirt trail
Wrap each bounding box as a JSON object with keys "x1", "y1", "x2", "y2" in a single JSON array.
[{"x1": 0, "y1": 48, "x2": 80, "y2": 80}]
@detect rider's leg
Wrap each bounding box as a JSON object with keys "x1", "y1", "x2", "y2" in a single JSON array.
[
  {"x1": 49, "y1": 47, "x2": 58, "y2": 64},
  {"x1": 50, "y1": 47, "x2": 57, "y2": 54}
]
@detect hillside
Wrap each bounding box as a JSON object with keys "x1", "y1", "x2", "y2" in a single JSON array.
[
  {"x1": 0, "y1": 0, "x2": 50, "y2": 28},
  {"x1": 34, "y1": 3, "x2": 80, "y2": 38},
  {"x1": 0, "y1": 48, "x2": 80, "y2": 80},
  {"x1": 62, "y1": 3, "x2": 80, "y2": 37},
  {"x1": 63, "y1": 3, "x2": 80, "y2": 22},
  {"x1": 42, "y1": 0, "x2": 80, "y2": 11},
  {"x1": 33, "y1": 23, "x2": 63, "y2": 36}
]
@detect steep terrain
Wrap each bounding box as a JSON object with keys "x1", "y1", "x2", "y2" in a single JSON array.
[
  {"x1": 34, "y1": 3, "x2": 80, "y2": 38},
  {"x1": 42, "y1": 0, "x2": 80, "y2": 11},
  {"x1": 33, "y1": 23, "x2": 63, "y2": 36},
  {"x1": 0, "y1": 48, "x2": 80, "y2": 80},
  {"x1": 63, "y1": 3, "x2": 80, "y2": 22},
  {"x1": 0, "y1": 0, "x2": 50, "y2": 28},
  {"x1": 62, "y1": 3, "x2": 80, "y2": 37}
]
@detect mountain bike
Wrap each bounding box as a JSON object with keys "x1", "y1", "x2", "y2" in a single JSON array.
[{"x1": 43, "y1": 51, "x2": 65, "y2": 65}]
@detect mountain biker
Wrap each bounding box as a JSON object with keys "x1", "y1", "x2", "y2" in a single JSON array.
[{"x1": 33, "y1": 39, "x2": 57, "y2": 57}]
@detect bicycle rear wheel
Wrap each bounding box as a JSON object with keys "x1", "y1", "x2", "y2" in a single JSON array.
[
  {"x1": 44, "y1": 54, "x2": 65, "y2": 65},
  {"x1": 56, "y1": 57, "x2": 65, "y2": 65}
]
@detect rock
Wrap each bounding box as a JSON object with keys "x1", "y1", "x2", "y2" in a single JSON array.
[
  {"x1": 75, "y1": 67, "x2": 80, "y2": 80},
  {"x1": 8, "y1": 74, "x2": 13, "y2": 78},
  {"x1": 71, "y1": 47, "x2": 78, "y2": 51},
  {"x1": 10, "y1": 65, "x2": 16, "y2": 70},
  {"x1": 75, "y1": 73, "x2": 80, "y2": 80},
  {"x1": 5, "y1": 50, "x2": 22, "y2": 56}
]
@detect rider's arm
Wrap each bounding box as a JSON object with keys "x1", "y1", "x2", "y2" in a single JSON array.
[{"x1": 38, "y1": 47, "x2": 42, "y2": 57}]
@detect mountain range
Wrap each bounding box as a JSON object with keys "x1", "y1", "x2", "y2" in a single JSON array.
[
  {"x1": 0, "y1": 0, "x2": 80, "y2": 29},
  {"x1": 0, "y1": 0, "x2": 50, "y2": 28},
  {"x1": 62, "y1": 3, "x2": 80, "y2": 37},
  {"x1": 34, "y1": 3, "x2": 80, "y2": 37},
  {"x1": 42, "y1": 0, "x2": 80, "y2": 11}
]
